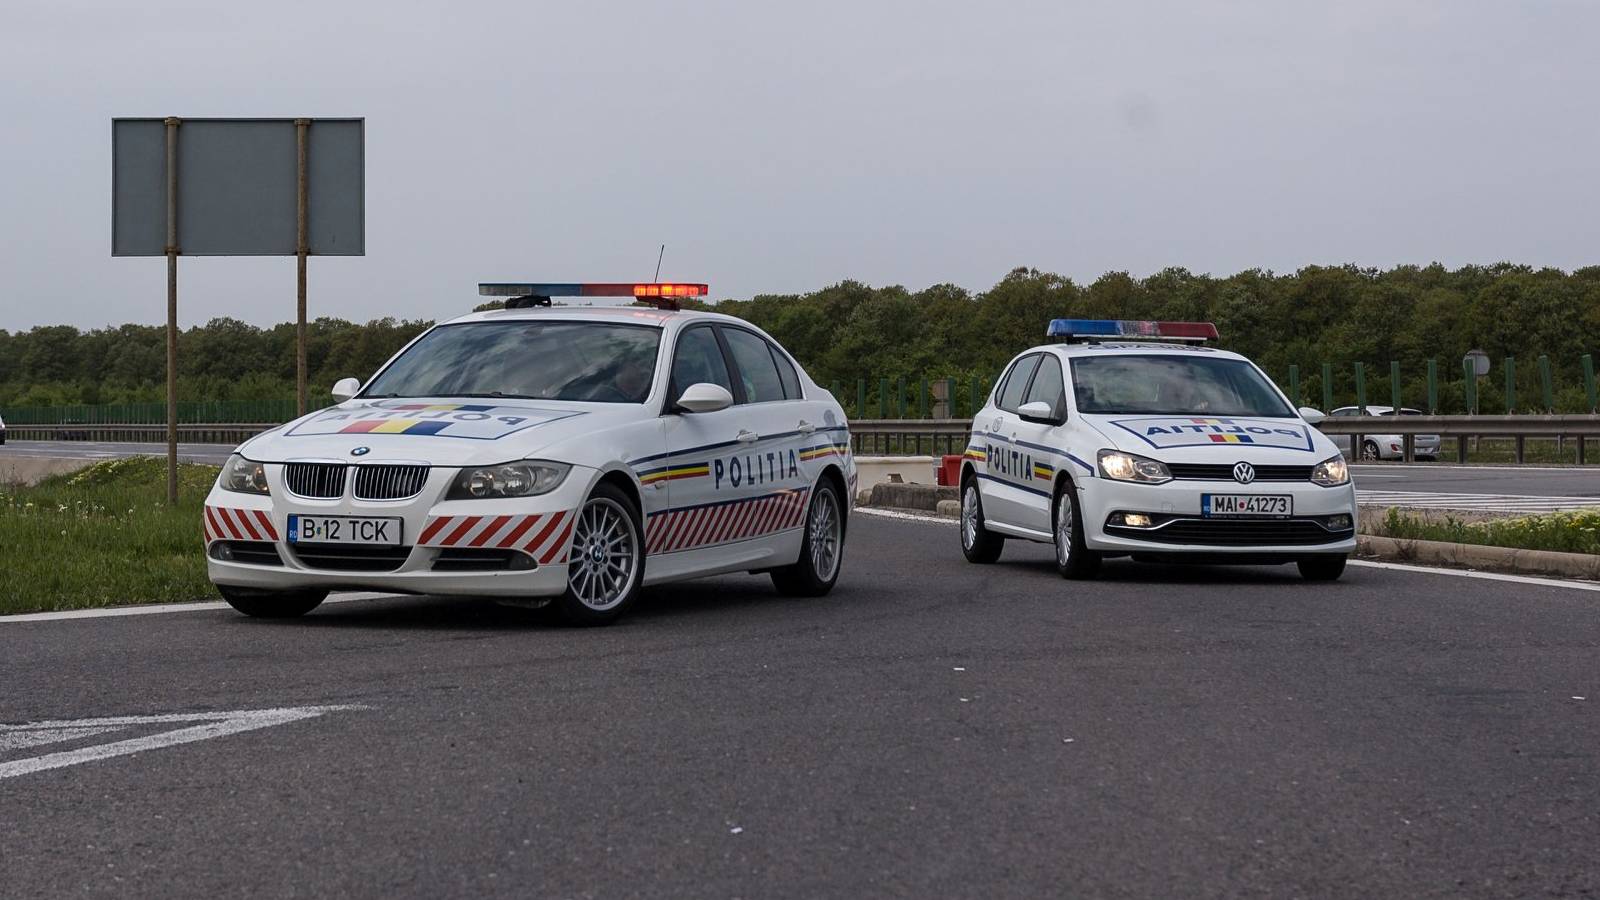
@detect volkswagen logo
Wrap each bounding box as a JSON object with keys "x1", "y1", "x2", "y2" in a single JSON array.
[
  {"x1": 351, "y1": 446, "x2": 370, "y2": 457},
  {"x1": 1232, "y1": 461, "x2": 1256, "y2": 484}
]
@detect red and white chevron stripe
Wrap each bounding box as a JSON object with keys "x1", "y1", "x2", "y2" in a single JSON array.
[
  {"x1": 645, "y1": 489, "x2": 810, "y2": 555},
  {"x1": 417, "y1": 511, "x2": 576, "y2": 566},
  {"x1": 204, "y1": 506, "x2": 280, "y2": 543}
]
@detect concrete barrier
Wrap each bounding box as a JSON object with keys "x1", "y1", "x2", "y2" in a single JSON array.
[{"x1": 855, "y1": 456, "x2": 940, "y2": 490}]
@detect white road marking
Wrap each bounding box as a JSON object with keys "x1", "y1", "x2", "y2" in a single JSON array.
[
  {"x1": 1346, "y1": 560, "x2": 1600, "y2": 593},
  {"x1": 0, "y1": 725, "x2": 126, "y2": 752},
  {"x1": 0, "y1": 706, "x2": 366, "y2": 780},
  {"x1": 0, "y1": 592, "x2": 394, "y2": 624},
  {"x1": 855, "y1": 507, "x2": 1600, "y2": 593},
  {"x1": 1356, "y1": 490, "x2": 1600, "y2": 513}
]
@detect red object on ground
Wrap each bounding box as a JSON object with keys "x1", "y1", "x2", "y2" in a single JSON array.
[{"x1": 937, "y1": 454, "x2": 963, "y2": 486}]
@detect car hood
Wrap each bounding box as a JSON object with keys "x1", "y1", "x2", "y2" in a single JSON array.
[
  {"x1": 239, "y1": 397, "x2": 640, "y2": 467},
  {"x1": 1077, "y1": 413, "x2": 1341, "y2": 463}
]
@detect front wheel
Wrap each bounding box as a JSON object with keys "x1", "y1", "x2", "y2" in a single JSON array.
[
  {"x1": 218, "y1": 585, "x2": 328, "y2": 618},
  {"x1": 1361, "y1": 440, "x2": 1380, "y2": 460},
  {"x1": 772, "y1": 481, "x2": 845, "y2": 597},
  {"x1": 550, "y1": 483, "x2": 645, "y2": 625},
  {"x1": 960, "y1": 477, "x2": 1004, "y2": 564},
  {"x1": 1052, "y1": 483, "x2": 1101, "y2": 579},
  {"x1": 1297, "y1": 554, "x2": 1347, "y2": 581}
]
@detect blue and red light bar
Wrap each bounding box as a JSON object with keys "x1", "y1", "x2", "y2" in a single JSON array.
[
  {"x1": 1046, "y1": 319, "x2": 1218, "y2": 342},
  {"x1": 478, "y1": 282, "x2": 708, "y2": 299}
]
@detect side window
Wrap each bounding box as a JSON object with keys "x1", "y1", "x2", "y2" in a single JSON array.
[
  {"x1": 721, "y1": 328, "x2": 787, "y2": 404},
  {"x1": 670, "y1": 326, "x2": 733, "y2": 399},
  {"x1": 997, "y1": 354, "x2": 1041, "y2": 413},
  {"x1": 769, "y1": 344, "x2": 802, "y2": 400},
  {"x1": 1024, "y1": 355, "x2": 1065, "y2": 417}
]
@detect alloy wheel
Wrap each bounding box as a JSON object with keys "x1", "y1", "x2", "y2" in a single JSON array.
[{"x1": 566, "y1": 497, "x2": 639, "y2": 612}]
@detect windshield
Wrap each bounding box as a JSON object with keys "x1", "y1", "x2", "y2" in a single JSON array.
[
  {"x1": 363, "y1": 322, "x2": 662, "y2": 403},
  {"x1": 1070, "y1": 354, "x2": 1294, "y2": 417}
]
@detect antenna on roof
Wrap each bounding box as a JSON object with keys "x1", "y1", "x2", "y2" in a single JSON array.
[{"x1": 653, "y1": 244, "x2": 665, "y2": 282}]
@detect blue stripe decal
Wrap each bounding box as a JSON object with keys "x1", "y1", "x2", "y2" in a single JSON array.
[
  {"x1": 1066, "y1": 453, "x2": 1094, "y2": 474},
  {"x1": 974, "y1": 430, "x2": 1065, "y2": 458},
  {"x1": 976, "y1": 473, "x2": 1052, "y2": 498},
  {"x1": 629, "y1": 429, "x2": 809, "y2": 466}
]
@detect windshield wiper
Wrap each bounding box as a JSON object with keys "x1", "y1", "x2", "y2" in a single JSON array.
[{"x1": 449, "y1": 391, "x2": 542, "y2": 400}]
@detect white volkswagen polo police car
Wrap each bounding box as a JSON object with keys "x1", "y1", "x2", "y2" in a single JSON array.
[
  {"x1": 959, "y1": 319, "x2": 1357, "y2": 581},
  {"x1": 204, "y1": 282, "x2": 854, "y2": 624}
]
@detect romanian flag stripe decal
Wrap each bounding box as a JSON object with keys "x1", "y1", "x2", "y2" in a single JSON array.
[{"x1": 637, "y1": 462, "x2": 711, "y2": 484}]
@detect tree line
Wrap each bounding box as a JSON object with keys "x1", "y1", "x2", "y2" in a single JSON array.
[{"x1": 4, "y1": 263, "x2": 1599, "y2": 415}]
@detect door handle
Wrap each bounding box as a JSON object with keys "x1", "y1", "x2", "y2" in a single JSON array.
[
  {"x1": 737, "y1": 429, "x2": 760, "y2": 444},
  {"x1": 797, "y1": 420, "x2": 815, "y2": 434}
]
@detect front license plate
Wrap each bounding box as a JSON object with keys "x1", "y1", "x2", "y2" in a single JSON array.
[
  {"x1": 1202, "y1": 494, "x2": 1292, "y2": 518},
  {"x1": 287, "y1": 515, "x2": 402, "y2": 545}
]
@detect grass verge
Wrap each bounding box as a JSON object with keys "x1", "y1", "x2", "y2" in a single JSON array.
[
  {"x1": 1376, "y1": 506, "x2": 1600, "y2": 556},
  {"x1": 0, "y1": 457, "x2": 219, "y2": 615}
]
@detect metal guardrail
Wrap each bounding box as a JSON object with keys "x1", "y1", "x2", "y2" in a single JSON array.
[
  {"x1": 9, "y1": 415, "x2": 1600, "y2": 465},
  {"x1": 3, "y1": 423, "x2": 274, "y2": 445},
  {"x1": 850, "y1": 415, "x2": 1600, "y2": 464},
  {"x1": 1313, "y1": 414, "x2": 1600, "y2": 463}
]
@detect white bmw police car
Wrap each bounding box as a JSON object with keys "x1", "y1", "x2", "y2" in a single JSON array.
[
  {"x1": 205, "y1": 282, "x2": 854, "y2": 624},
  {"x1": 960, "y1": 319, "x2": 1357, "y2": 581}
]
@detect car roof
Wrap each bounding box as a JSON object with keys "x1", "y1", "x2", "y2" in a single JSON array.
[{"x1": 441, "y1": 305, "x2": 749, "y2": 329}]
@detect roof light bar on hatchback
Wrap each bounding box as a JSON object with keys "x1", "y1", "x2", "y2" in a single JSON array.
[{"x1": 1046, "y1": 319, "x2": 1219, "y2": 342}]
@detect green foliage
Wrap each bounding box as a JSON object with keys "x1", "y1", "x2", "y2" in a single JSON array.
[
  {"x1": 0, "y1": 458, "x2": 222, "y2": 614},
  {"x1": 4, "y1": 264, "x2": 1600, "y2": 418},
  {"x1": 1379, "y1": 507, "x2": 1600, "y2": 556}
]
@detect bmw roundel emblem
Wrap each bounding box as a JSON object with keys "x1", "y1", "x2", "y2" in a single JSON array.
[
  {"x1": 1232, "y1": 461, "x2": 1256, "y2": 484},
  {"x1": 351, "y1": 446, "x2": 370, "y2": 457}
]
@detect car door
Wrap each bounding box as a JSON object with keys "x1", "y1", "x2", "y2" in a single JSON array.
[
  {"x1": 1009, "y1": 352, "x2": 1067, "y2": 534},
  {"x1": 715, "y1": 325, "x2": 813, "y2": 540},
  {"x1": 977, "y1": 353, "x2": 1043, "y2": 532},
  {"x1": 652, "y1": 324, "x2": 743, "y2": 559}
]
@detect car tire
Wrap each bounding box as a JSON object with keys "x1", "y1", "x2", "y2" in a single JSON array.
[
  {"x1": 550, "y1": 482, "x2": 645, "y2": 626},
  {"x1": 960, "y1": 475, "x2": 1004, "y2": 564},
  {"x1": 771, "y1": 480, "x2": 845, "y2": 597},
  {"x1": 218, "y1": 585, "x2": 328, "y2": 618},
  {"x1": 1361, "y1": 440, "x2": 1380, "y2": 461},
  {"x1": 1051, "y1": 480, "x2": 1101, "y2": 579},
  {"x1": 1297, "y1": 554, "x2": 1347, "y2": 581}
]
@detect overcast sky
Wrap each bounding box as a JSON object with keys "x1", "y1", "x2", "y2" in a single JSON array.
[{"x1": 2, "y1": 0, "x2": 1596, "y2": 331}]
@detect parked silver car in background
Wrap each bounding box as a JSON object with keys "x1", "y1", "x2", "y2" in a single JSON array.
[{"x1": 1323, "y1": 405, "x2": 1439, "y2": 460}]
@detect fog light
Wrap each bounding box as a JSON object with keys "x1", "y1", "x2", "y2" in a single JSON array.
[
  {"x1": 1325, "y1": 514, "x2": 1353, "y2": 530},
  {"x1": 1123, "y1": 513, "x2": 1154, "y2": 527},
  {"x1": 212, "y1": 542, "x2": 234, "y2": 561}
]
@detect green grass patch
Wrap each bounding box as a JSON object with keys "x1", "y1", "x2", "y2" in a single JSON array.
[
  {"x1": 1378, "y1": 507, "x2": 1600, "y2": 556},
  {"x1": 0, "y1": 457, "x2": 220, "y2": 615}
]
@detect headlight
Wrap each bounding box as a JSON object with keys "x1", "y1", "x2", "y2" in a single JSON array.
[
  {"x1": 1311, "y1": 455, "x2": 1349, "y2": 487},
  {"x1": 220, "y1": 454, "x2": 270, "y2": 495},
  {"x1": 447, "y1": 461, "x2": 570, "y2": 500},
  {"x1": 1097, "y1": 449, "x2": 1171, "y2": 484}
]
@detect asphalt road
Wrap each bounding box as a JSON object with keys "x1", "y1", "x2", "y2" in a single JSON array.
[
  {"x1": 2, "y1": 513, "x2": 1596, "y2": 898},
  {"x1": 0, "y1": 439, "x2": 234, "y2": 465}
]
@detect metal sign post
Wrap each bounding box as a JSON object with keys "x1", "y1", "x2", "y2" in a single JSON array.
[
  {"x1": 164, "y1": 118, "x2": 180, "y2": 505},
  {"x1": 295, "y1": 119, "x2": 310, "y2": 417}
]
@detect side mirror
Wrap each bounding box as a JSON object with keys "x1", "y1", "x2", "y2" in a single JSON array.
[
  {"x1": 676, "y1": 382, "x2": 734, "y2": 414},
  {"x1": 1298, "y1": 406, "x2": 1326, "y2": 425},
  {"x1": 1017, "y1": 400, "x2": 1063, "y2": 425},
  {"x1": 331, "y1": 377, "x2": 361, "y2": 402}
]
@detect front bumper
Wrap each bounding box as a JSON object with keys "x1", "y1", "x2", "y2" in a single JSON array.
[
  {"x1": 203, "y1": 463, "x2": 592, "y2": 597},
  {"x1": 1077, "y1": 476, "x2": 1358, "y2": 555}
]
